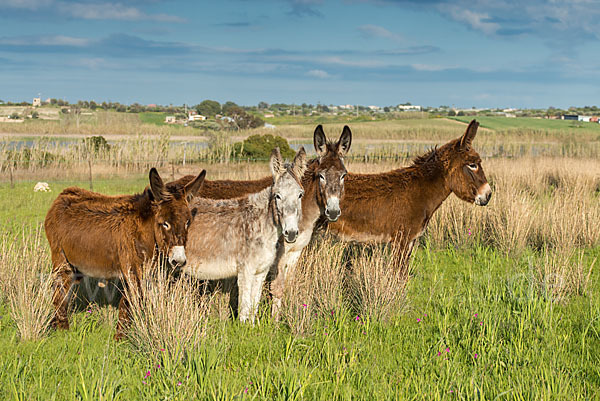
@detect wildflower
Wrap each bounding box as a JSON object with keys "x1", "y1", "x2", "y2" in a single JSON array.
[
  {"x1": 468, "y1": 229, "x2": 472, "y2": 236},
  {"x1": 355, "y1": 315, "x2": 360, "y2": 322},
  {"x1": 160, "y1": 348, "x2": 165, "y2": 352},
  {"x1": 474, "y1": 313, "x2": 478, "y2": 317},
  {"x1": 156, "y1": 364, "x2": 161, "y2": 368},
  {"x1": 416, "y1": 318, "x2": 421, "y2": 322},
  {"x1": 142, "y1": 381, "x2": 147, "y2": 385},
  {"x1": 474, "y1": 353, "x2": 478, "y2": 359},
  {"x1": 177, "y1": 381, "x2": 182, "y2": 386},
  {"x1": 437, "y1": 352, "x2": 441, "y2": 356},
  {"x1": 86, "y1": 309, "x2": 92, "y2": 314},
  {"x1": 324, "y1": 332, "x2": 328, "y2": 336},
  {"x1": 302, "y1": 303, "x2": 307, "y2": 308},
  {"x1": 480, "y1": 322, "x2": 483, "y2": 326},
  {"x1": 445, "y1": 348, "x2": 450, "y2": 353},
  {"x1": 244, "y1": 387, "x2": 248, "y2": 394},
  {"x1": 144, "y1": 371, "x2": 151, "y2": 379},
  {"x1": 423, "y1": 314, "x2": 428, "y2": 317}
]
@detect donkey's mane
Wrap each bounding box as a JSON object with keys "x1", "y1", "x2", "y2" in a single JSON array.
[{"x1": 411, "y1": 146, "x2": 439, "y2": 167}]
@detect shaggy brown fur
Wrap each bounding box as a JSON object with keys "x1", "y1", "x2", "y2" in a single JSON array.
[
  {"x1": 44, "y1": 168, "x2": 206, "y2": 339},
  {"x1": 324, "y1": 120, "x2": 491, "y2": 266}
]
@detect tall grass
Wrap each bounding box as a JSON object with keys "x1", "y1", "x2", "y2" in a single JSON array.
[
  {"x1": 0, "y1": 227, "x2": 53, "y2": 341},
  {"x1": 126, "y1": 264, "x2": 212, "y2": 361}
]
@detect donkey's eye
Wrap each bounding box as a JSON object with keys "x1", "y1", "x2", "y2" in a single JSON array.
[
  {"x1": 341, "y1": 173, "x2": 347, "y2": 181},
  {"x1": 185, "y1": 220, "x2": 190, "y2": 229},
  {"x1": 275, "y1": 194, "x2": 282, "y2": 201},
  {"x1": 298, "y1": 192, "x2": 304, "y2": 199},
  {"x1": 162, "y1": 222, "x2": 171, "y2": 230},
  {"x1": 468, "y1": 163, "x2": 478, "y2": 171},
  {"x1": 319, "y1": 174, "x2": 325, "y2": 181}
]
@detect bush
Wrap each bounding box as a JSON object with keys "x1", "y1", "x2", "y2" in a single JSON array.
[
  {"x1": 82, "y1": 136, "x2": 111, "y2": 154},
  {"x1": 234, "y1": 134, "x2": 295, "y2": 160}
]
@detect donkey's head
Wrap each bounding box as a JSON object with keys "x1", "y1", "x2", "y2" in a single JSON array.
[
  {"x1": 312, "y1": 125, "x2": 352, "y2": 221},
  {"x1": 270, "y1": 147, "x2": 308, "y2": 243},
  {"x1": 149, "y1": 168, "x2": 206, "y2": 266},
  {"x1": 444, "y1": 120, "x2": 492, "y2": 206}
]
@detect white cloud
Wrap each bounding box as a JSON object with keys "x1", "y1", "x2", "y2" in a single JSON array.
[
  {"x1": 358, "y1": 24, "x2": 404, "y2": 42},
  {"x1": 306, "y1": 69, "x2": 331, "y2": 79}
]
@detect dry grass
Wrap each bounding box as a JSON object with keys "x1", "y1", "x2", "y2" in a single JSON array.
[
  {"x1": 126, "y1": 264, "x2": 212, "y2": 361},
  {"x1": 0, "y1": 227, "x2": 54, "y2": 341},
  {"x1": 533, "y1": 249, "x2": 595, "y2": 302},
  {"x1": 348, "y1": 244, "x2": 411, "y2": 323},
  {"x1": 281, "y1": 236, "x2": 411, "y2": 335}
]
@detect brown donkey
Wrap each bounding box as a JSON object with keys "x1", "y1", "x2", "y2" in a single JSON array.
[
  {"x1": 44, "y1": 168, "x2": 206, "y2": 339},
  {"x1": 170, "y1": 125, "x2": 351, "y2": 318},
  {"x1": 324, "y1": 119, "x2": 491, "y2": 265}
]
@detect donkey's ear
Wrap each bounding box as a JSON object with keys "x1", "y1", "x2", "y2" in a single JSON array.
[
  {"x1": 336, "y1": 125, "x2": 352, "y2": 157},
  {"x1": 149, "y1": 168, "x2": 165, "y2": 202},
  {"x1": 270, "y1": 147, "x2": 285, "y2": 178},
  {"x1": 184, "y1": 169, "x2": 206, "y2": 202},
  {"x1": 292, "y1": 146, "x2": 308, "y2": 179},
  {"x1": 313, "y1": 125, "x2": 327, "y2": 157},
  {"x1": 459, "y1": 120, "x2": 479, "y2": 149}
]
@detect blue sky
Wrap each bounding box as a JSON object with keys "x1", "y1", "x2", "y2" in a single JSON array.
[{"x1": 1, "y1": 0, "x2": 599, "y2": 108}]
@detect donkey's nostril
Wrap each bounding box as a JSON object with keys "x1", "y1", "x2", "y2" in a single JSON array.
[{"x1": 284, "y1": 229, "x2": 298, "y2": 243}]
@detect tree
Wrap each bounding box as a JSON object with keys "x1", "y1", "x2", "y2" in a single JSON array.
[
  {"x1": 195, "y1": 100, "x2": 221, "y2": 117},
  {"x1": 258, "y1": 101, "x2": 269, "y2": 109},
  {"x1": 234, "y1": 134, "x2": 295, "y2": 159},
  {"x1": 225, "y1": 106, "x2": 264, "y2": 130},
  {"x1": 222, "y1": 101, "x2": 238, "y2": 115}
]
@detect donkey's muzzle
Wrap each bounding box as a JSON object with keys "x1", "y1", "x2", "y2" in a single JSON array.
[
  {"x1": 325, "y1": 197, "x2": 341, "y2": 221},
  {"x1": 475, "y1": 183, "x2": 492, "y2": 206},
  {"x1": 283, "y1": 229, "x2": 298, "y2": 243},
  {"x1": 168, "y1": 246, "x2": 187, "y2": 267}
]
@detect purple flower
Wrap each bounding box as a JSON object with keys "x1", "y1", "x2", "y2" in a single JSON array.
[
  {"x1": 480, "y1": 322, "x2": 483, "y2": 326},
  {"x1": 160, "y1": 348, "x2": 165, "y2": 352},
  {"x1": 244, "y1": 387, "x2": 248, "y2": 394},
  {"x1": 445, "y1": 348, "x2": 450, "y2": 353},
  {"x1": 177, "y1": 381, "x2": 182, "y2": 386},
  {"x1": 302, "y1": 303, "x2": 307, "y2": 308},
  {"x1": 416, "y1": 318, "x2": 421, "y2": 322},
  {"x1": 423, "y1": 313, "x2": 428, "y2": 317},
  {"x1": 474, "y1": 313, "x2": 478, "y2": 317},
  {"x1": 156, "y1": 364, "x2": 161, "y2": 368},
  {"x1": 144, "y1": 371, "x2": 151, "y2": 379},
  {"x1": 468, "y1": 229, "x2": 472, "y2": 236},
  {"x1": 474, "y1": 353, "x2": 478, "y2": 359},
  {"x1": 437, "y1": 351, "x2": 441, "y2": 356},
  {"x1": 355, "y1": 315, "x2": 360, "y2": 321},
  {"x1": 142, "y1": 381, "x2": 147, "y2": 385}
]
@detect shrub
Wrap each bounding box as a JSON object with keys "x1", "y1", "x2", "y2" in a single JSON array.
[
  {"x1": 83, "y1": 135, "x2": 111, "y2": 154},
  {"x1": 234, "y1": 134, "x2": 295, "y2": 160}
]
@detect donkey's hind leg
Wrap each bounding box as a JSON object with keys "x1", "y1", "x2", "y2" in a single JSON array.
[
  {"x1": 50, "y1": 252, "x2": 76, "y2": 330},
  {"x1": 249, "y1": 267, "x2": 270, "y2": 324}
]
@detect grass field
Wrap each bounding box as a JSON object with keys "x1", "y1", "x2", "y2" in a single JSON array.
[
  {"x1": 1, "y1": 145, "x2": 600, "y2": 399},
  {"x1": 451, "y1": 115, "x2": 600, "y2": 133}
]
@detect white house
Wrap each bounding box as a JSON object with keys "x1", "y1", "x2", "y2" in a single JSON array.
[
  {"x1": 397, "y1": 105, "x2": 422, "y2": 111},
  {"x1": 33, "y1": 97, "x2": 41, "y2": 107},
  {"x1": 188, "y1": 111, "x2": 206, "y2": 121}
]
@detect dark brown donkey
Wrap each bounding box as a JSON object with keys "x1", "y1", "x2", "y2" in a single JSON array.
[
  {"x1": 44, "y1": 168, "x2": 206, "y2": 339},
  {"x1": 325, "y1": 119, "x2": 491, "y2": 265},
  {"x1": 171, "y1": 125, "x2": 351, "y2": 318}
]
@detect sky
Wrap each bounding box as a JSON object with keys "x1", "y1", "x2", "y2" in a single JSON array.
[{"x1": 1, "y1": 0, "x2": 600, "y2": 108}]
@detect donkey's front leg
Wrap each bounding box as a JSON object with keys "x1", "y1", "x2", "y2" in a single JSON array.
[
  {"x1": 237, "y1": 266, "x2": 254, "y2": 323},
  {"x1": 248, "y1": 266, "x2": 270, "y2": 324}
]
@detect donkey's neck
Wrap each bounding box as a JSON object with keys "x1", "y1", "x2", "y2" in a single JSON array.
[
  {"x1": 247, "y1": 185, "x2": 280, "y2": 240},
  {"x1": 405, "y1": 159, "x2": 451, "y2": 219},
  {"x1": 300, "y1": 170, "x2": 322, "y2": 230}
]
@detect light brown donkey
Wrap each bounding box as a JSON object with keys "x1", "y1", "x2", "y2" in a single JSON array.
[
  {"x1": 182, "y1": 148, "x2": 308, "y2": 323},
  {"x1": 44, "y1": 168, "x2": 206, "y2": 339},
  {"x1": 324, "y1": 119, "x2": 491, "y2": 265},
  {"x1": 170, "y1": 125, "x2": 351, "y2": 319}
]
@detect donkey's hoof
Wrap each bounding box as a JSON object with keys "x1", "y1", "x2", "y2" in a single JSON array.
[{"x1": 51, "y1": 318, "x2": 69, "y2": 330}]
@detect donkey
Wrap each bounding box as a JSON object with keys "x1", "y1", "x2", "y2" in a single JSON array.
[
  {"x1": 44, "y1": 168, "x2": 206, "y2": 339},
  {"x1": 182, "y1": 147, "x2": 308, "y2": 323},
  {"x1": 323, "y1": 119, "x2": 491, "y2": 266},
  {"x1": 170, "y1": 125, "x2": 351, "y2": 319}
]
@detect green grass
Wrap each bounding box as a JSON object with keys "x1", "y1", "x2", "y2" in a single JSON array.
[
  {"x1": 1, "y1": 179, "x2": 600, "y2": 399},
  {"x1": 139, "y1": 112, "x2": 168, "y2": 126},
  {"x1": 451, "y1": 115, "x2": 600, "y2": 133}
]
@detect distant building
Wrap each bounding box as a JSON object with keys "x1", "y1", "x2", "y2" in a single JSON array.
[
  {"x1": 165, "y1": 116, "x2": 176, "y2": 124},
  {"x1": 33, "y1": 97, "x2": 41, "y2": 107},
  {"x1": 264, "y1": 123, "x2": 276, "y2": 129},
  {"x1": 188, "y1": 111, "x2": 206, "y2": 121},
  {"x1": 368, "y1": 105, "x2": 380, "y2": 111},
  {"x1": 264, "y1": 113, "x2": 274, "y2": 118},
  {"x1": 397, "y1": 105, "x2": 422, "y2": 111},
  {"x1": 579, "y1": 115, "x2": 591, "y2": 122},
  {"x1": 147, "y1": 104, "x2": 157, "y2": 108},
  {"x1": 563, "y1": 115, "x2": 578, "y2": 121},
  {"x1": 339, "y1": 104, "x2": 354, "y2": 110}
]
